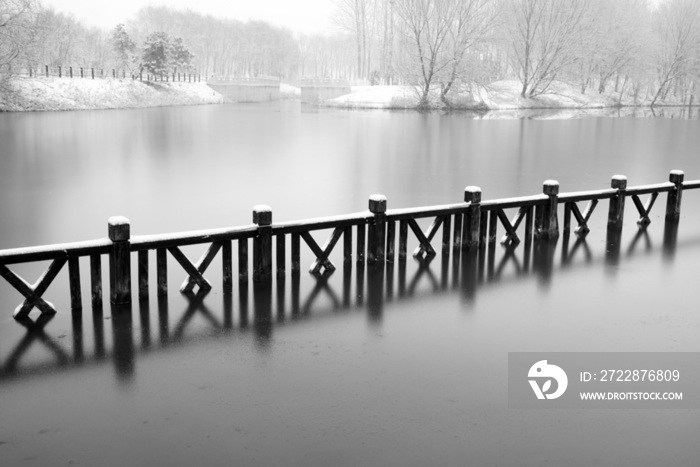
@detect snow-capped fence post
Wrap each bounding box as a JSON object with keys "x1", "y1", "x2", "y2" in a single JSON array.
[
  {"x1": 253, "y1": 205, "x2": 273, "y2": 282},
  {"x1": 69, "y1": 67, "x2": 73, "y2": 78},
  {"x1": 91, "y1": 68, "x2": 94, "y2": 79},
  {"x1": 45, "y1": 65, "x2": 48, "y2": 77},
  {"x1": 535, "y1": 180, "x2": 560, "y2": 239},
  {"x1": 367, "y1": 195, "x2": 387, "y2": 264},
  {"x1": 108, "y1": 216, "x2": 132, "y2": 305},
  {"x1": 58, "y1": 66, "x2": 61, "y2": 78},
  {"x1": 464, "y1": 186, "x2": 482, "y2": 248},
  {"x1": 112, "y1": 69, "x2": 115, "y2": 78},
  {"x1": 666, "y1": 170, "x2": 684, "y2": 222},
  {"x1": 607, "y1": 175, "x2": 627, "y2": 230},
  {"x1": 80, "y1": 67, "x2": 83, "y2": 78}
]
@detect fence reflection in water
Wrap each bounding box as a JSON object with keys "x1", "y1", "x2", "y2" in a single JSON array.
[{"x1": 0, "y1": 216, "x2": 685, "y2": 386}]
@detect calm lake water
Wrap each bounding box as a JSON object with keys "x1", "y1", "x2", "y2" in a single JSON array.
[{"x1": 1, "y1": 102, "x2": 699, "y2": 466}]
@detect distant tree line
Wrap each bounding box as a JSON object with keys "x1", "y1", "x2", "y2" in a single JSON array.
[
  {"x1": 333, "y1": 0, "x2": 700, "y2": 107},
  {"x1": 2, "y1": 0, "x2": 699, "y2": 107}
]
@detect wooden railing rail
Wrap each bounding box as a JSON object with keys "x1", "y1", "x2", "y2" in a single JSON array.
[{"x1": 0, "y1": 170, "x2": 697, "y2": 320}]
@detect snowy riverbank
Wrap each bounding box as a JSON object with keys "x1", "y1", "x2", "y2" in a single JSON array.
[
  {"x1": 1, "y1": 77, "x2": 694, "y2": 115},
  {"x1": 322, "y1": 80, "x2": 693, "y2": 114},
  {"x1": 0, "y1": 77, "x2": 224, "y2": 112}
]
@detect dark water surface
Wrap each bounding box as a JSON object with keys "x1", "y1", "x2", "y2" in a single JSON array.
[{"x1": 1, "y1": 102, "x2": 699, "y2": 466}]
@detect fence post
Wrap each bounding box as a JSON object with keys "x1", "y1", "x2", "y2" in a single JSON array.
[
  {"x1": 69, "y1": 66, "x2": 72, "y2": 78},
  {"x1": 464, "y1": 186, "x2": 482, "y2": 248},
  {"x1": 29, "y1": 66, "x2": 32, "y2": 77},
  {"x1": 91, "y1": 68, "x2": 94, "y2": 79},
  {"x1": 665, "y1": 170, "x2": 684, "y2": 221},
  {"x1": 108, "y1": 216, "x2": 131, "y2": 305},
  {"x1": 607, "y1": 175, "x2": 627, "y2": 229},
  {"x1": 536, "y1": 180, "x2": 559, "y2": 239},
  {"x1": 367, "y1": 194, "x2": 387, "y2": 264},
  {"x1": 58, "y1": 66, "x2": 62, "y2": 78},
  {"x1": 45, "y1": 65, "x2": 49, "y2": 77},
  {"x1": 253, "y1": 205, "x2": 272, "y2": 281}
]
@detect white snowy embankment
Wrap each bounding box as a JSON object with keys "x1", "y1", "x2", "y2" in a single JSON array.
[
  {"x1": 323, "y1": 80, "x2": 642, "y2": 113},
  {"x1": 1, "y1": 77, "x2": 224, "y2": 112}
]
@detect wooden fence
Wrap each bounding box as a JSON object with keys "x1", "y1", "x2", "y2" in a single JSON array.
[
  {"x1": 0, "y1": 170, "x2": 697, "y2": 320},
  {"x1": 7, "y1": 65, "x2": 202, "y2": 83}
]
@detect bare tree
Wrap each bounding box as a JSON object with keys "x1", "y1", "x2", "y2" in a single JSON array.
[
  {"x1": 333, "y1": 0, "x2": 375, "y2": 80},
  {"x1": 650, "y1": 0, "x2": 700, "y2": 107},
  {"x1": 438, "y1": 0, "x2": 498, "y2": 104},
  {"x1": 393, "y1": 0, "x2": 496, "y2": 107},
  {"x1": 504, "y1": 0, "x2": 593, "y2": 98},
  {"x1": 0, "y1": 0, "x2": 36, "y2": 70}
]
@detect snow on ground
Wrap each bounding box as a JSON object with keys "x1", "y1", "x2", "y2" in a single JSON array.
[
  {"x1": 280, "y1": 82, "x2": 301, "y2": 98},
  {"x1": 322, "y1": 79, "x2": 683, "y2": 115},
  {"x1": 2, "y1": 76, "x2": 693, "y2": 115},
  {"x1": 325, "y1": 85, "x2": 419, "y2": 109},
  {"x1": 1, "y1": 77, "x2": 224, "y2": 112},
  {"x1": 475, "y1": 80, "x2": 614, "y2": 109}
]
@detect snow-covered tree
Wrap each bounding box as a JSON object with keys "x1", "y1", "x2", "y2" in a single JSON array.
[
  {"x1": 112, "y1": 24, "x2": 137, "y2": 71},
  {"x1": 141, "y1": 31, "x2": 171, "y2": 75},
  {"x1": 169, "y1": 36, "x2": 194, "y2": 72},
  {"x1": 650, "y1": 0, "x2": 700, "y2": 106}
]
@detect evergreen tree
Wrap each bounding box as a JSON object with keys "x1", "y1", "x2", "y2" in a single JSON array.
[
  {"x1": 169, "y1": 37, "x2": 194, "y2": 72},
  {"x1": 111, "y1": 24, "x2": 136, "y2": 71},
  {"x1": 142, "y1": 31, "x2": 171, "y2": 75}
]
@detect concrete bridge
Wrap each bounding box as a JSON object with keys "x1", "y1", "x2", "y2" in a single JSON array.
[
  {"x1": 207, "y1": 76, "x2": 281, "y2": 103},
  {"x1": 207, "y1": 76, "x2": 351, "y2": 103}
]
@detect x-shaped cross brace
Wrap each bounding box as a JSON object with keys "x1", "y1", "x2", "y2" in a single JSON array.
[
  {"x1": 497, "y1": 208, "x2": 527, "y2": 246},
  {"x1": 301, "y1": 228, "x2": 343, "y2": 274},
  {"x1": 627, "y1": 227, "x2": 652, "y2": 256},
  {"x1": 495, "y1": 243, "x2": 522, "y2": 277},
  {"x1": 409, "y1": 217, "x2": 442, "y2": 259},
  {"x1": 169, "y1": 243, "x2": 220, "y2": 294},
  {"x1": 4, "y1": 314, "x2": 69, "y2": 373},
  {"x1": 562, "y1": 235, "x2": 592, "y2": 266},
  {"x1": 0, "y1": 258, "x2": 66, "y2": 318},
  {"x1": 302, "y1": 269, "x2": 341, "y2": 313},
  {"x1": 407, "y1": 255, "x2": 439, "y2": 295},
  {"x1": 172, "y1": 290, "x2": 221, "y2": 339},
  {"x1": 565, "y1": 199, "x2": 598, "y2": 236},
  {"x1": 631, "y1": 193, "x2": 658, "y2": 227}
]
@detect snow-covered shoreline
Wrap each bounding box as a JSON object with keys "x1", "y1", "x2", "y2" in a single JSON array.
[
  {"x1": 322, "y1": 80, "x2": 694, "y2": 114},
  {"x1": 1, "y1": 77, "x2": 695, "y2": 115},
  {"x1": 1, "y1": 77, "x2": 224, "y2": 112}
]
